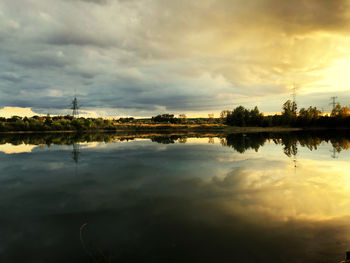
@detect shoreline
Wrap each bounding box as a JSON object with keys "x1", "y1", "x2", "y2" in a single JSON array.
[
  {"x1": 0, "y1": 125, "x2": 317, "y2": 135},
  {"x1": 2, "y1": 124, "x2": 350, "y2": 135}
]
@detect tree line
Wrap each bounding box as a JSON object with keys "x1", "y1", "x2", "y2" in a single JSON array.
[
  {"x1": 0, "y1": 115, "x2": 119, "y2": 132},
  {"x1": 0, "y1": 100, "x2": 350, "y2": 131},
  {"x1": 222, "y1": 100, "x2": 350, "y2": 127},
  {"x1": 0, "y1": 114, "x2": 220, "y2": 132}
]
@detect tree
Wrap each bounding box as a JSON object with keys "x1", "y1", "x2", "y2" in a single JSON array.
[
  {"x1": 226, "y1": 106, "x2": 249, "y2": 126},
  {"x1": 178, "y1": 114, "x2": 187, "y2": 124},
  {"x1": 208, "y1": 113, "x2": 214, "y2": 123},
  {"x1": 282, "y1": 100, "x2": 297, "y2": 116},
  {"x1": 298, "y1": 106, "x2": 321, "y2": 125},
  {"x1": 282, "y1": 100, "x2": 297, "y2": 124},
  {"x1": 247, "y1": 106, "x2": 263, "y2": 126},
  {"x1": 220, "y1": 110, "x2": 231, "y2": 122},
  {"x1": 331, "y1": 104, "x2": 350, "y2": 118},
  {"x1": 152, "y1": 114, "x2": 175, "y2": 123},
  {"x1": 225, "y1": 106, "x2": 263, "y2": 126}
]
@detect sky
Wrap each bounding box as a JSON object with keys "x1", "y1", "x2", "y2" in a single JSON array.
[{"x1": 1, "y1": 0, "x2": 350, "y2": 117}]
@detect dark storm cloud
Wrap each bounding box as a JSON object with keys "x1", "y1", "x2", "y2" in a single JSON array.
[
  {"x1": 46, "y1": 31, "x2": 116, "y2": 47},
  {"x1": 135, "y1": 0, "x2": 350, "y2": 47},
  {"x1": 1, "y1": 97, "x2": 66, "y2": 110},
  {"x1": 259, "y1": 0, "x2": 350, "y2": 33},
  {"x1": 11, "y1": 53, "x2": 69, "y2": 69},
  {"x1": 0, "y1": 72, "x2": 23, "y2": 83}
]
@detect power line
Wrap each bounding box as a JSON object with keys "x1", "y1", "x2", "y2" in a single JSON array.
[
  {"x1": 72, "y1": 97, "x2": 79, "y2": 117},
  {"x1": 329, "y1": 96, "x2": 338, "y2": 111},
  {"x1": 72, "y1": 90, "x2": 79, "y2": 118},
  {"x1": 291, "y1": 83, "x2": 297, "y2": 105},
  {"x1": 330, "y1": 147, "x2": 338, "y2": 159}
]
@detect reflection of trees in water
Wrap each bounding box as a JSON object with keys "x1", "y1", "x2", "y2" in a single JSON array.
[
  {"x1": 275, "y1": 132, "x2": 350, "y2": 158},
  {"x1": 178, "y1": 137, "x2": 187, "y2": 144},
  {"x1": 0, "y1": 133, "x2": 117, "y2": 146},
  {"x1": 224, "y1": 133, "x2": 266, "y2": 153},
  {"x1": 220, "y1": 138, "x2": 227, "y2": 146},
  {"x1": 1, "y1": 131, "x2": 350, "y2": 158},
  {"x1": 72, "y1": 143, "x2": 80, "y2": 164},
  {"x1": 222, "y1": 131, "x2": 350, "y2": 158},
  {"x1": 281, "y1": 137, "x2": 298, "y2": 158},
  {"x1": 330, "y1": 147, "x2": 338, "y2": 159},
  {"x1": 331, "y1": 138, "x2": 350, "y2": 158},
  {"x1": 208, "y1": 138, "x2": 215, "y2": 144},
  {"x1": 328, "y1": 137, "x2": 350, "y2": 158},
  {"x1": 283, "y1": 143, "x2": 298, "y2": 158},
  {"x1": 151, "y1": 136, "x2": 181, "y2": 144},
  {"x1": 72, "y1": 143, "x2": 80, "y2": 176}
]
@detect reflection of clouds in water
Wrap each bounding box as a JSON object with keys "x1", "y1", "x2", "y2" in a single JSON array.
[
  {"x1": 1, "y1": 160, "x2": 350, "y2": 262},
  {"x1": 79, "y1": 141, "x2": 103, "y2": 149},
  {"x1": 47, "y1": 162, "x2": 67, "y2": 170},
  {"x1": 0, "y1": 143, "x2": 38, "y2": 154},
  {"x1": 0, "y1": 139, "x2": 349, "y2": 262},
  {"x1": 184, "y1": 137, "x2": 219, "y2": 145},
  {"x1": 155, "y1": 145, "x2": 168, "y2": 151},
  {"x1": 1, "y1": 139, "x2": 349, "y2": 222},
  {"x1": 200, "y1": 158, "x2": 350, "y2": 221},
  {"x1": 5, "y1": 155, "x2": 348, "y2": 222}
]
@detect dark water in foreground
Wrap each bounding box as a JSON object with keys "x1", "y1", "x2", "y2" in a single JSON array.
[{"x1": 0, "y1": 131, "x2": 350, "y2": 263}]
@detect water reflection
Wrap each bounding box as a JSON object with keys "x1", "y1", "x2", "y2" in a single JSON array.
[
  {"x1": 1, "y1": 131, "x2": 350, "y2": 158},
  {"x1": 0, "y1": 131, "x2": 350, "y2": 262},
  {"x1": 72, "y1": 143, "x2": 80, "y2": 164}
]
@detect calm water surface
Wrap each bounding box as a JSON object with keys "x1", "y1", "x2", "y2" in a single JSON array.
[{"x1": 0, "y1": 132, "x2": 350, "y2": 263}]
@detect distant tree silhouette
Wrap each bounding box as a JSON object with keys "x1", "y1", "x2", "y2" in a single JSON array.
[
  {"x1": 178, "y1": 114, "x2": 187, "y2": 124},
  {"x1": 226, "y1": 106, "x2": 263, "y2": 126},
  {"x1": 152, "y1": 114, "x2": 176, "y2": 123},
  {"x1": 282, "y1": 100, "x2": 297, "y2": 125},
  {"x1": 220, "y1": 110, "x2": 231, "y2": 122},
  {"x1": 331, "y1": 104, "x2": 350, "y2": 118},
  {"x1": 297, "y1": 106, "x2": 321, "y2": 126}
]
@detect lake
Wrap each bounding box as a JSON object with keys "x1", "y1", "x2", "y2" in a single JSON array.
[{"x1": 0, "y1": 131, "x2": 350, "y2": 263}]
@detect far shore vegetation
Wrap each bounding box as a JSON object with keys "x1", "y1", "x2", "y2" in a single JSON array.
[{"x1": 0, "y1": 100, "x2": 350, "y2": 132}]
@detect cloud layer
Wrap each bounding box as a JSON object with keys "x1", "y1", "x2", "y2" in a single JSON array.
[{"x1": 1, "y1": 0, "x2": 350, "y2": 116}]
